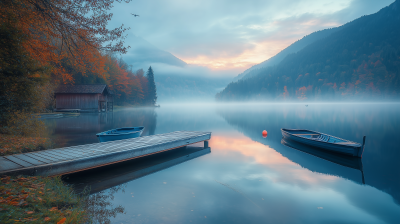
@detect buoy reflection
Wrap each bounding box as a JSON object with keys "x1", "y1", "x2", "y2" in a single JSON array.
[{"x1": 262, "y1": 130, "x2": 268, "y2": 138}]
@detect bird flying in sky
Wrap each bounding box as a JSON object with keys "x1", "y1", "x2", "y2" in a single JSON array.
[{"x1": 131, "y1": 13, "x2": 139, "y2": 17}]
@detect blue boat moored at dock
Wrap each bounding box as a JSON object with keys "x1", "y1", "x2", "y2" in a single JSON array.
[
  {"x1": 281, "y1": 128, "x2": 365, "y2": 157},
  {"x1": 96, "y1": 127, "x2": 144, "y2": 142}
]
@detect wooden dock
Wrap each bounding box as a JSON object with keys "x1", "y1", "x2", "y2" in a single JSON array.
[{"x1": 0, "y1": 131, "x2": 211, "y2": 176}]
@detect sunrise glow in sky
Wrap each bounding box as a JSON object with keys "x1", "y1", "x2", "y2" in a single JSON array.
[{"x1": 110, "y1": 0, "x2": 394, "y2": 73}]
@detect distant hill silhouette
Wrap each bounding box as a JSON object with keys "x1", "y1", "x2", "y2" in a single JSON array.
[
  {"x1": 218, "y1": 0, "x2": 400, "y2": 101},
  {"x1": 232, "y1": 27, "x2": 341, "y2": 82},
  {"x1": 123, "y1": 35, "x2": 187, "y2": 69}
]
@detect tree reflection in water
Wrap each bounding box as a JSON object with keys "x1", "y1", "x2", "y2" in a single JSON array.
[{"x1": 84, "y1": 184, "x2": 126, "y2": 224}]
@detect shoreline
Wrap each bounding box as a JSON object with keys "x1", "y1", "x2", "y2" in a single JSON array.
[{"x1": 0, "y1": 175, "x2": 88, "y2": 223}]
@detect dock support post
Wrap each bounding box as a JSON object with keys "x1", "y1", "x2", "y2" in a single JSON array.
[{"x1": 204, "y1": 141, "x2": 209, "y2": 148}]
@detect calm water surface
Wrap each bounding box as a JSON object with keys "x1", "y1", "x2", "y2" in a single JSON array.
[{"x1": 45, "y1": 103, "x2": 400, "y2": 224}]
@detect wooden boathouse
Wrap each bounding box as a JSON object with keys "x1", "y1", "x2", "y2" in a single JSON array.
[{"x1": 54, "y1": 84, "x2": 113, "y2": 112}]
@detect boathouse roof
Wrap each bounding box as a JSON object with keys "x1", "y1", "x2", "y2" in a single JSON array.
[{"x1": 55, "y1": 84, "x2": 112, "y2": 94}]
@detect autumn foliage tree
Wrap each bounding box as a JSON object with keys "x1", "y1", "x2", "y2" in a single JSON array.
[
  {"x1": 105, "y1": 55, "x2": 131, "y2": 104},
  {"x1": 103, "y1": 55, "x2": 159, "y2": 106},
  {"x1": 0, "y1": 0, "x2": 132, "y2": 134},
  {"x1": 1, "y1": 0, "x2": 131, "y2": 82}
]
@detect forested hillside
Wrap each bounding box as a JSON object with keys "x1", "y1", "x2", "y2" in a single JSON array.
[
  {"x1": 232, "y1": 27, "x2": 341, "y2": 82},
  {"x1": 217, "y1": 0, "x2": 400, "y2": 101},
  {"x1": 68, "y1": 54, "x2": 157, "y2": 106}
]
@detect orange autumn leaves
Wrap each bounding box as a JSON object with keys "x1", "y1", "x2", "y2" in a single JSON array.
[
  {"x1": 57, "y1": 217, "x2": 67, "y2": 224},
  {"x1": 0, "y1": 0, "x2": 130, "y2": 83},
  {"x1": 105, "y1": 56, "x2": 132, "y2": 98},
  {"x1": 0, "y1": 134, "x2": 51, "y2": 156},
  {"x1": 0, "y1": 176, "x2": 87, "y2": 223},
  {"x1": 0, "y1": 176, "x2": 41, "y2": 208},
  {"x1": 1, "y1": 0, "x2": 149, "y2": 112},
  {"x1": 104, "y1": 56, "x2": 148, "y2": 105}
]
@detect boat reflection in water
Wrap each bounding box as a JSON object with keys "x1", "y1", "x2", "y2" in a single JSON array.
[
  {"x1": 281, "y1": 138, "x2": 365, "y2": 184},
  {"x1": 63, "y1": 145, "x2": 211, "y2": 194}
]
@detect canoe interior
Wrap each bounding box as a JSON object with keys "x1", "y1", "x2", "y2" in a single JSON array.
[
  {"x1": 282, "y1": 128, "x2": 347, "y2": 144},
  {"x1": 98, "y1": 127, "x2": 144, "y2": 136}
]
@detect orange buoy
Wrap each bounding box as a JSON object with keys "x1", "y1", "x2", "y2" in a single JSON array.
[{"x1": 262, "y1": 130, "x2": 268, "y2": 138}]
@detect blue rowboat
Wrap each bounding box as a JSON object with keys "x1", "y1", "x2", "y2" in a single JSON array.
[
  {"x1": 96, "y1": 127, "x2": 144, "y2": 143},
  {"x1": 281, "y1": 128, "x2": 365, "y2": 157}
]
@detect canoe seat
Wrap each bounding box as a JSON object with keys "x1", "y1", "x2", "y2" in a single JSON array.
[{"x1": 317, "y1": 135, "x2": 330, "y2": 142}]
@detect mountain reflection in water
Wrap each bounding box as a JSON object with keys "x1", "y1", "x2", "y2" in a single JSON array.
[{"x1": 217, "y1": 103, "x2": 400, "y2": 205}]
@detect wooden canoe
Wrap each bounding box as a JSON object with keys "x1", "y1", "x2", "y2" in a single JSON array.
[
  {"x1": 281, "y1": 128, "x2": 365, "y2": 157},
  {"x1": 96, "y1": 127, "x2": 144, "y2": 143}
]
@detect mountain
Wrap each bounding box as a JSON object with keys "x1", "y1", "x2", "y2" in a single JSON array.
[
  {"x1": 217, "y1": 0, "x2": 400, "y2": 101},
  {"x1": 123, "y1": 35, "x2": 187, "y2": 69},
  {"x1": 122, "y1": 36, "x2": 231, "y2": 102},
  {"x1": 232, "y1": 27, "x2": 341, "y2": 82}
]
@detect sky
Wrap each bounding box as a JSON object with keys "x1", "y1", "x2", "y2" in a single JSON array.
[{"x1": 108, "y1": 0, "x2": 395, "y2": 75}]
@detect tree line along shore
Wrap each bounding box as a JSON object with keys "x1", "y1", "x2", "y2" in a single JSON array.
[{"x1": 0, "y1": 1, "x2": 143, "y2": 222}]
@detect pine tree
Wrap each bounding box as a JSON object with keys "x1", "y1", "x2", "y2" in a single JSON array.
[{"x1": 145, "y1": 66, "x2": 157, "y2": 106}]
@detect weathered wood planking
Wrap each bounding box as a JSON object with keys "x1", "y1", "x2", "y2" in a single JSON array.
[{"x1": 0, "y1": 131, "x2": 211, "y2": 176}]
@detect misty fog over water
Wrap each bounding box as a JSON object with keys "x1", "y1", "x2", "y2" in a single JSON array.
[{"x1": 46, "y1": 103, "x2": 400, "y2": 224}]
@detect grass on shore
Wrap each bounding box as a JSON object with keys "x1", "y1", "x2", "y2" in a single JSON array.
[
  {"x1": 0, "y1": 135, "x2": 89, "y2": 223},
  {"x1": 0, "y1": 175, "x2": 88, "y2": 223},
  {"x1": 0, "y1": 131, "x2": 124, "y2": 223},
  {"x1": 0, "y1": 134, "x2": 52, "y2": 157}
]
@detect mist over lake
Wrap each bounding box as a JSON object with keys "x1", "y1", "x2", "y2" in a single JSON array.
[{"x1": 44, "y1": 103, "x2": 400, "y2": 224}]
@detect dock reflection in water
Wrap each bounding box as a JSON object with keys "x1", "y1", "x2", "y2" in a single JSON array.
[
  {"x1": 63, "y1": 146, "x2": 211, "y2": 194},
  {"x1": 63, "y1": 146, "x2": 210, "y2": 224},
  {"x1": 281, "y1": 138, "x2": 365, "y2": 184}
]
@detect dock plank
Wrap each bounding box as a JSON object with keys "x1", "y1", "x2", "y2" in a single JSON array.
[
  {"x1": 31, "y1": 152, "x2": 64, "y2": 162},
  {"x1": 40, "y1": 150, "x2": 72, "y2": 159},
  {"x1": 0, "y1": 157, "x2": 23, "y2": 171},
  {"x1": 45, "y1": 150, "x2": 80, "y2": 159},
  {"x1": 0, "y1": 131, "x2": 211, "y2": 176},
  {"x1": 35, "y1": 150, "x2": 71, "y2": 160},
  {"x1": 12, "y1": 154, "x2": 46, "y2": 166},
  {"x1": 4, "y1": 156, "x2": 35, "y2": 167},
  {"x1": 23, "y1": 153, "x2": 55, "y2": 163}
]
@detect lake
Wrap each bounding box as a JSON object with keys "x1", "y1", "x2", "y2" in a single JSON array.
[{"x1": 45, "y1": 103, "x2": 400, "y2": 224}]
